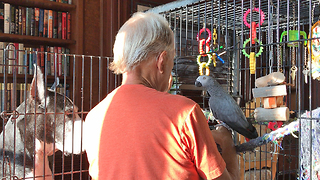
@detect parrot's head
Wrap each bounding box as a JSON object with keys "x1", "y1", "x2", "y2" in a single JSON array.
[{"x1": 195, "y1": 75, "x2": 217, "y2": 88}]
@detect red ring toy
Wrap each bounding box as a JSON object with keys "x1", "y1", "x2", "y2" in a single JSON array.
[
  {"x1": 198, "y1": 39, "x2": 210, "y2": 56},
  {"x1": 243, "y1": 7, "x2": 265, "y2": 28},
  {"x1": 197, "y1": 28, "x2": 212, "y2": 44}
]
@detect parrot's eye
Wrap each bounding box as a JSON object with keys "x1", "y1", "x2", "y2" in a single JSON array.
[{"x1": 203, "y1": 77, "x2": 206, "y2": 80}]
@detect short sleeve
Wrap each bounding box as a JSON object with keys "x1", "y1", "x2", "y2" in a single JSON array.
[{"x1": 180, "y1": 104, "x2": 226, "y2": 179}]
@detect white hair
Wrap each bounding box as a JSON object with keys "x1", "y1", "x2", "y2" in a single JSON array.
[{"x1": 110, "y1": 12, "x2": 174, "y2": 74}]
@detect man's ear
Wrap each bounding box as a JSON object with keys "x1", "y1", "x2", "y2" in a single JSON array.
[{"x1": 156, "y1": 51, "x2": 167, "y2": 74}]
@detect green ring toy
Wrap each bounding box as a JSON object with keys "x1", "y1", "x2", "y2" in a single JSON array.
[{"x1": 242, "y1": 38, "x2": 264, "y2": 58}]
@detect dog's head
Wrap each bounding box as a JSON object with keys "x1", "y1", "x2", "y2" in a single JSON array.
[{"x1": 21, "y1": 65, "x2": 84, "y2": 155}]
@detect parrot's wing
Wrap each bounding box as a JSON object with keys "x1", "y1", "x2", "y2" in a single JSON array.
[{"x1": 209, "y1": 93, "x2": 258, "y2": 139}]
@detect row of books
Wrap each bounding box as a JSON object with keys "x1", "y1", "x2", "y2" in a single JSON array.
[
  {"x1": 1, "y1": 3, "x2": 71, "y2": 39},
  {"x1": 0, "y1": 82, "x2": 70, "y2": 112},
  {"x1": 0, "y1": 42, "x2": 70, "y2": 76},
  {"x1": 49, "y1": 0, "x2": 72, "y2": 4}
]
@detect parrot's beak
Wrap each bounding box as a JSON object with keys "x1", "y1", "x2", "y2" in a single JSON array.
[{"x1": 195, "y1": 80, "x2": 202, "y2": 87}]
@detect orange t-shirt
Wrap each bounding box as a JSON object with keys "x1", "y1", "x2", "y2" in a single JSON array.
[{"x1": 85, "y1": 84, "x2": 226, "y2": 180}]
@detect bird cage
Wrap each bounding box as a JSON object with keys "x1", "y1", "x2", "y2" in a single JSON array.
[{"x1": 149, "y1": 0, "x2": 320, "y2": 179}]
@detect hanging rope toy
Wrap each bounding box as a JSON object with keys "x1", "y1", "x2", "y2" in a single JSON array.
[
  {"x1": 243, "y1": 7, "x2": 265, "y2": 29},
  {"x1": 197, "y1": 54, "x2": 212, "y2": 75}
]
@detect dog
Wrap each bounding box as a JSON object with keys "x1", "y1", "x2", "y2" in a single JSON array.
[{"x1": 0, "y1": 65, "x2": 84, "y2": 179}]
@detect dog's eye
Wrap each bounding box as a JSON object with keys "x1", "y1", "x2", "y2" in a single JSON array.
[{"x1": 66, "y1": 110, "x2": 74, "y2": 118}]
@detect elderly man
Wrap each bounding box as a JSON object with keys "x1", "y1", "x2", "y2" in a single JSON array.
[{"x1": 85, "y1": 12, "x2": 239, "y2": 180}]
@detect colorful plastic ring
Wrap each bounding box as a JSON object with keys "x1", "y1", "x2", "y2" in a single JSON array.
[
  {"x1": 243, "y1": 8, "x2": 265, "y2": 28},
  {"x1": 198, "y1": 39, "x2": 211, "y2": 55},
  {"x1": 199, "y1": 62, "x2": 210, "y2": 75},
  {"x1": 197, "y1": 28, "x2": 212, "y2": 44},
  {"x1": 197, "y1": 54, "x2": 212, "y2": 67},
  {"x1": 242, "y1": 38, "x2": 264, "y2": 58}
]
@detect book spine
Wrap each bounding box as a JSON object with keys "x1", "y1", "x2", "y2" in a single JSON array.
[
  {"x1": 39, "y1": 46, "x2": 44, "y2": 72},
  {"x1": 65, "y1": 48, "x2": 70, "y2": 76},
  {"x1": 53, "y1": 11, "x2": 58, "y2": 38},
  {"x1": 0, "y1": 42, "x2": 5, "y2": 73},
  {"x1": 0, "y1": 3, "x2": 4, "y2": 33},
  {"x1": 34, "y1": 8, "x2": 39, "y2": 36},
  {"x1": 50, "y1": 46, "x2": 54, "y2": 76},
  {"x1": 18, "y1": 7, "x2": 22, "y2": 35},
  {"x1": 46, "y1": 46, "x2": 51, "y2": 75},
  {"x1": 58, "y1": 46, "x2": 62, "y2": 76},
  {"x1": 21, "y1": 6, "x2": 26, "y2": 35},
  {"x1": 53, "y1": 46, "x2": 58, "y2": 75},
  {"x1": 62, "y1": 12, "x2": 66, "y2": 39},
  {"x1": 39, "y1": 9, "x2": 44, "y2": 37},
  {"x1": 4, "y1": 3, "x2": 10, "y2": 34},
  {"x1": 15, "y1": 6, "x2": 18, "y2": 34},
  {"x1": 43, "y1": 10, "x2": 48, "y2": 38},
  {"x1": 10, "y1": 5, "x2": 15, "y2": 34},
  {"x1": 48, "y1": 10, "x2": 53, "y2": 38},
  {"x1": 28, "y1": 48, "x2": 33, "y2": 75},
  {"x1": 18, "y1": 43, "x2": 24, "y2": 74},
  {"x1": 25, "y1": 7, "x2": 30, "y2": 36},
  {"x1": 30, "y1": 8, "x2": 34, "y2": 36},
  {"x1": 57, "y1": 12, "x2": 62, "y2": 39},
  {"x1": 67, "y1": 12, "x2": 71, "y2": 39},
  {"x1": 61, "y1": 47, "x2": 65, "y2": 75}
]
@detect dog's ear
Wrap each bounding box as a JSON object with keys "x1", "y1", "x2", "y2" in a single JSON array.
[{"x1": 30, "y1": 64, "x2": 45, "y2": 104}]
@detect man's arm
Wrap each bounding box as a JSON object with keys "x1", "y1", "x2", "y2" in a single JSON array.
[{"x1": 211, "y1": 127, "x2": 240, "y2": 180}]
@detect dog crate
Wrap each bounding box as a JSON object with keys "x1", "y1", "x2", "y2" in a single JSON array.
[
  {"x1": 149, "y1": 0, "x2": 320, "y2": 179},
  {"x1": 0, "y1": 44, "x2": 121, "y2": 179}
]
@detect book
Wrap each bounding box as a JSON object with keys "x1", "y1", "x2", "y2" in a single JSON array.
[
  {"x1": 38, "y1": 46, "x2": 45, "y2": 72},
  {"x1": 0, "y1": 3, "x2": 3, "y2": 33},
  {"x1": 53, "y1": 11, "x2": 58, "y2": 38},
  {"x1": 48, "y1": 10, "x2": 53, "y2": 38},
  {"x1": 28, "y1": 48, "x2": 33, "y2": 74},
  {"x1": 30, "y1": 8, "x2": 34, "y2": 36},
  {"x1": 57, "y1": 46, "x2": 62, "y2": 76},
  {"x1": 18, "y1": 43, "x2": 24, "y2": 74},
  {"x1": 0, "y1": 42, "x2": 6, "y2": 73},
  {"x1": 46, "y1": 46, "x2": 51, "y2": 75},
  {"x1": 25, "y1": 7, "x2": 30, "y2": 35},
  {"x1": 7, "y1": 44, "x2": 14, "y2": 74},
  {"x1": 21, "y1": 6, "x2": 26, "y2": 35},
  {"x1": 18, "y1": 6, "x2": 22, "y2": 34},
  {"x1": 10, "y1": 5, "x2": 15, "y2": 34},
  {"x1": 67, "y1": 12, "x2": 71, "y2": 39},
  {"x1": 4, "y1": 3, "x2": 10, "y2": 33},
  {"x1": 62, "y1": 12, "x2": 66, "y2": 39},
  {"x1": 65, "y1": 48, "x2": 70, "y2": 76},
  {"x1": 57, "y1": 12, "x2": 62, "y2": 39},
  {"x1": 50, "y1": 46, "x2": 55, "y2": 75},
  {"x1": 34, "y1": 8, "x2": 39, "y2": 36},
  {"x1": 15, "y1": 6, "x2": 18, "y2": 34},
  {"x1": 39, "y1": 9, "x2": 44, "y2": 37},
  {"x1": 43, "y1": 10, "x2": 48, "y2": 38}
]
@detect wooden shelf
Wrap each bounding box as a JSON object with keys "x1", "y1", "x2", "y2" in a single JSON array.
[
  {"x1": 0, "y1": 73, "x2": 72, "y2": 83},
  {"x1": 0, "y1": 33, "x2": 75, "y2": 47},
  {"x1": 0, "y1": 0, "x2": 76, "y2": 12}
]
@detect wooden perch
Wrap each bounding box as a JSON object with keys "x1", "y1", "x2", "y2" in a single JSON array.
[
  {"x1": 252, "y1": 85, "x2": 287, "y2": 98},
  {"x1": 254, "y1": 107, "x2": 289, "y2": 122},
  {"x1": 255, "y1": 72, "x2": 285, "y2": 88}
]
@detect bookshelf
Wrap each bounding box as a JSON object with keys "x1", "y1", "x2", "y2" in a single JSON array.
[{"x1": 0, "y1": 0, "x2": 84, "y2": 107}]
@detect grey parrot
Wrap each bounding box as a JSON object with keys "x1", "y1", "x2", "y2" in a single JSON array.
[{"x1": 195, "y1": 75, "x2": 258, "y2": 139}]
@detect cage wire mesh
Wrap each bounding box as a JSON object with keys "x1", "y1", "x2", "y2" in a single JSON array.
[
  {"x1": 149, "y1": 0, "x2": 320, "y2": 179},
  {"x1": 0, "y1": 44, "x2": 120, "y2": 179}
]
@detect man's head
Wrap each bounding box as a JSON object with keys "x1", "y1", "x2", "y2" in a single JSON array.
[{"x1": 110, "y1": 12, "x2": 174, "y2": 75}]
